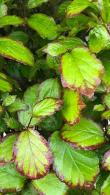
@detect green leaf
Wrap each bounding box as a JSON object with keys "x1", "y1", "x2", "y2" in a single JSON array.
[
  {"x1": 102, "y1": 150, "x2": 110, "y2": 171},
  {"x1": 101, "y1": 175, "x2": 110, "y2": 195},
  {"x1": 0, "y1": 134, "x2": 16, "y2": 163},
  {"x1": 0, "y1": 38, "x2": 34, "y2": 66},
  {"x1": 44, "y1": 43, "x2": 67, "y2": 57},
  {"x1": 103, "y1": 93, "x2": 110, "y2": 108},
  {"x1": 38, "y1": 78, "x2": 61, "y2": 101},
  {"x1": 13, "y1": 129, "x2": 52, "y2": 179},
  {"x1": 39, "y1": 113, "x2": 63, "y2": 132},
  {"x1": 61, "y1": 118, "x2": 105, "y2": 149},
  {"x1": 98, "y1": 51, "x2": 110, "y2": 88},
  {"x1": 67, "y1": 0, "x2": 91, "y2": 17},
  {"x1": 18, "y1": 107, "x2": 41, "y2": 127},
  {"x1": 9, "y1": 31, "x2": 29, "y2": 44},
  {"x1": 8, "y1": 99, "x2": 27, "y2": 113},
  {"x1": 0, "y1": 163, "x2": 25, "y2": 192},
  {"x1": 33, "y1": 98, "x2": 62, "y2": 118},
  {"x1": 32, "y1": 173, "x2": 68, "y2": 195},
  {"x1": 93, "y1": 104, "x2": 105, "y2": 112},
  {"x1": 27, "y1": 14, "x2": 58, "y2": 40},
  {"x1": 0, "y1": 73, "x2": 12, "y2": 92},
  {"x1": 3, "y1": 95, "x2": 16, "y2": 106},
  {"x1": 102, "y1": 110, "x2": 110, "y2": 119},
  {"x1": 28, "y1": 0, "x2": 48, "y2": 9},
  {"x1": 44, "y1": 37, "x2": 83, "y2": 56},
  {"x1": 0, "y1": 15, "x2": 24, "y2": 28},
  {"x1": 61, "y1": 47, "x2": 103, "y2": 98},
  {"x1": 0, "y1": 2, "x2": 7, "y2": 17},
  {"x1": 88, "y1": 25, "x2": 110, "y2": 53},
  {"x1": 62, "y1": 89, "x2": 85, "y2": 125},
  {"x1": 21, "y1": 183, "x2": 39, "y2": 195},
  {"x1": 98, "y1": 0, "x2": 110, "y2": 24},
  {"x1": 4, "y1": 117, "x2": 21, "y2": 130},
  {"x1": 50, "y1": 131, "x2": 99, "y2": 188},
  {"x1": 23, "y1": 84, "x2": 39, "y2": 106}
]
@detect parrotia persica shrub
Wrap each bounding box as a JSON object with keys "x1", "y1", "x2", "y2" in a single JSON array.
[{"x1": 1, "y1": 0, "x2": 110, "y2": 194}]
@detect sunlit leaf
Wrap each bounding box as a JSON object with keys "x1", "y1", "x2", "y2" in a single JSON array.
[
  {"x1": 61, "y1": 118, "x2": 105, "y2": 149},
  {"x1": 61, "y1": 47, "x2": 103, "y2": 98},
  {"x1": 101, "y1": 175, "x2": 110, "y2": 195},
  {"x1": 28, "y1": 0, "x2": 48, "y2": 8},
  {"x1": 50, "y1": 131, "x2": 99, "y2": 188},
  {"x1": 38, "y1": 79, "x2": 61, "y2": 101},
  {"x1": 0, "y1": 163, "x2": 25, "y2": 192},
  {"x1": 88, "y1": 25, "x2": 110, "y2": 53},
  {"x1": 27, "y1": 14, "x2": 58, "y2": 40},
  {"x1": 14, "y1": 129, "x2": 52, "y2": 179},
  {"x1": 0, "y1": 134, "x2": 16, "y2": 163},
  {"x1": 33, "y1": 98, "x2": 62, "y2": 118},
  {"x1": 67, "y1": 0, "x2": 91, "y2": 17},
  {"x1": 62, "y1": 89, "x2": 85, "y2": 125},
  {"x1": 32, "y1": 173, "x2": 68, "y2": 195},
  {"x1": 0, "y1": 15, "x2": 24, "y2": 28},
  {"x1": 0, "y1": 38, "x2": 34, "y2": 66}
]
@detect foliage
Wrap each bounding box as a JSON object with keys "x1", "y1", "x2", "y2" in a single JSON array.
[{"x1": 0, "y1": 0, "x2": 110, "y2": 194}]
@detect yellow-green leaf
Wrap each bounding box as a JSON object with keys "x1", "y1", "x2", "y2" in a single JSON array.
[
  {"x1": 62, "y1": 89, "x2": 85, "y2": 125},
  {"x1": 33, "y1": 98, "x2": 62, "y2": 118},
  {"x1": 13, "y1": 129, "x2": 52, "y2": 179},
  {"x1": 0, "y1": 38, "x2": 34, "y2": 66},
  {"x1": 27, "y1": 14, "x2": 58, "y2": 40},
  {"x1": 61, "y1": 47, "x2": 104, "y2": 98},
  {"x1": 0, "y1": 15, "x2": 24, "y2": 28}
]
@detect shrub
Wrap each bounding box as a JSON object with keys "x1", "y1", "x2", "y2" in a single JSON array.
[{"x1": 0, "y1": 0, "x2": 110, "y2": 194}]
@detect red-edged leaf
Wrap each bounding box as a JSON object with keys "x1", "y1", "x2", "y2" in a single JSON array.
[
  {"x1": 13, "y1": 129, "x2": 52, "y2": 179},
  {"x1": 61, "y1": 47, "x2": 104, "y2": 98}
]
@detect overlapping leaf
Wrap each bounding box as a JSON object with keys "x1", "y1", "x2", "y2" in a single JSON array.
[
  {"x1": 32, "y1": 173, "x2": 68, "y2": 195},
  {"x1": 33, "y1": 98, "x2": 62, "y2": 118},
  {"x1": 50, "y1": 131, "x2": 99, "y2": 188},
  {"x1": 13, "y1": 129, "x2": 52, "y2": 179},
  {"x1": 44, "y1": 37, "x2": 83, "y2": 56},
  {"x1": 0, "y1": 134, "x2": 16, "y2": 163},
  {"x1": 61, "y1": 47, "x2": 104, "y2": 97},
  {"x1": 98, "y1": 0, "x2": 110, "y2": 23},
  {"x1": 38, "y1": 78, "x2": 61, "y2": 101},
  {"x1": 27, "y1": 14, "x2": 58, "y2": 40},
  {"x1": 61, "y1": 118, "x2": 105, "y2": 149},
  {"x1": 28, "y1": 0, "x2": 48, "y2": 8},
  {"x1": 88, "y1": 25, "x2": 110, "y2": 53},
  {"x1": 67, "y1": 0, "x2": 91, "y2": 17},
  {"x1": 101, "y1": 175, "x2": 110, "y2": 195},
  {"x1": 0, "y1": 38, "x2": 34, "y2": 66},
  {"x1": 0, "y1": 163, "x2": 25, "y2": 192},
  {"x1": 62, "y1": 89, "x2": 85, "y2": 125},
  {"x1": 102, "y1": 150, "x2": 110, "y2": 171}
]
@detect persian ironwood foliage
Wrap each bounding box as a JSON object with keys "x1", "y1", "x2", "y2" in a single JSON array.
[{"x1": 0, "y1": 0, "x2": 110, "y2": 194}]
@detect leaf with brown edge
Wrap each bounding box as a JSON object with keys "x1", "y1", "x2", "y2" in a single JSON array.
[
  {"x1": 32, "y1": 173, "x2": 68, "y2": 195},
  {"x1": 49, "y1": 131, "x2": 99, "y2": 189},
  {"x1": 61, "y1": 47, "x2": 104, "y2": 98},
  {"x1": 33, "y1": 98, "x2": 62, "y2": 119},
  {"x1": 0, "y1": 163, "x2": 26, "y2": 192},
  {"x1": 0, "y1": 134, "x2": 17, "y2": 163},
  {"x1": 13, "y1": 129, "x2": 52, "y2": 179},
  {"x1": 102, "y1": 150, "x2": 110, "y2": 171},
  {"x1": 0, "y1": 38, "x2": 34, "y2": 66},
  {"x1": 62, "y1": 89, "x2": 85, "y2": 125},
  {"x1": 61, "y1": 118, "x2": 105, "y2": 150}
]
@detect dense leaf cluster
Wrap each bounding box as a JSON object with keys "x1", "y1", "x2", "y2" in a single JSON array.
[{"x1": 0, "y1": 0, "x2": 110, "y2": 194}]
